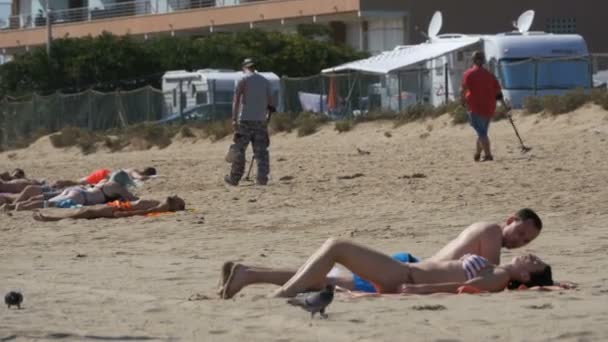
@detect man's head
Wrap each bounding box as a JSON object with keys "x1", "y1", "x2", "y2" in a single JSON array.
[
  {"x1": 109, "y1": 170, "x2": 136, "y2": 188},
  {"x1": 241, "y1": 58, "x2": 256, "y2": 72},
  {"x1": 502, "y1": 208, "x2": 543, "y2": 249},
  {"x1": 472, "y1": 51, "x2": 485, "y2": 66},
  {"x1": 11, "y1": 168, "x2": 25, "y2": 179}
]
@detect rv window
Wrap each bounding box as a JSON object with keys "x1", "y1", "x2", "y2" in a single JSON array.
[
  {"x1": 196, "y1": 92, "x2": 208, "y2": 104},
  {"x1": 214, "y1": 91, "x2": 234, "y2": 103},
  {"x1": 499, "y1": 58, "x2": 590, "y2": 90}
]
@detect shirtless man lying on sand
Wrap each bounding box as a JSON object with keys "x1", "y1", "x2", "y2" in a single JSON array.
[
  {"x1": 219, "y1": 208, "x2": 544, "y2": 298},
  {"x1": 32, "y1": 196, "x2": 186, "y2": 221}
]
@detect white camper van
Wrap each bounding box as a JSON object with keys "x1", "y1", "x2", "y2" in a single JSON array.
[
  {"x1": 161, "y1": 69, "x2": 281, "y2": 121},
  {"x1": 425, "y1": 10, "x2": 592, "y2": 108},
  {"x1": 323, "y1": 10, "x2": 592, "y2": 110}
]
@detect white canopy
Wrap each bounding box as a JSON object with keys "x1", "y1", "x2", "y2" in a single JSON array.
[{"x1": 322, "y1": 37, "x2": 481, "y2": 75}]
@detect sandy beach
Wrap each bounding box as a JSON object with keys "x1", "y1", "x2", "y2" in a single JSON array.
[{"x1": 2, "y1": 106, "x2": 608, "y2": 341}]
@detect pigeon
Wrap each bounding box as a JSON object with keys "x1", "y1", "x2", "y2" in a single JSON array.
[
  {"x1": 5, "y1": 291, "x2": 23, "y2": 309},
  {"x1": 287, "y1": 285, "x2": 334, "y2": 319},
  {"x1": 356, "y1": 148, "x2": 371, "y2": 155}
]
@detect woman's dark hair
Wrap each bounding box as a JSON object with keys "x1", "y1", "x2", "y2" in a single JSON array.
[
  {"x1": 507, "y1": 265, "x2": 553, "y2": 290},
  {"x1": 12, "y1": 168, "x2": 25, "y2": 178},
  {"x1": 142, "y1": 167, "x2": 157, "y2": 176}
]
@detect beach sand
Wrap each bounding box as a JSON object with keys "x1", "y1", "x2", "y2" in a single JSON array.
[{"x1": 1, "y1": 106, "x2": 608, "y2": 341}]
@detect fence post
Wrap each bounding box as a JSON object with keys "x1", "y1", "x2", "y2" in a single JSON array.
[
  {"x1": 88, "y1": 89, "x2": 93, "y2": 130},
  {"x1": 533, "y1": 58, "x2": 538, "y2": 96},
  {"x1": 417, "y1": 69, "x2": 423, "y2": 104},
  {"x1": 116, "y1": 89, "x2": 128, "y2": 128},
  {"x1": 444, "y1": 63, "x2": 449, "y2": 104},
  {"x1": 146, "y1": 86, "x2": 151, "y2": 121},
  {"x1": 397, "y1": 71, "x2": 402, "y2": 112}
]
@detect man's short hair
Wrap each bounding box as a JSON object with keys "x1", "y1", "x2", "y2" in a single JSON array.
[
  {"x1": 516, "y1": 208, "x2": 543, "y2": 230},
  {"x1": 472, "y1": 51, "x2": 485, "y2": 64}
]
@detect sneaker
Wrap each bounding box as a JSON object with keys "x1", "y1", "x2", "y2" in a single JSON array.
[
  {"x1": 481, "y1": 155, "x2": 494, "y2": 162},
  {"x1": 474, "y1": 153, "x2": 481, "y2": 162},
  {"x1": 224, "y1": 175, "x2": 239, "y2": 186}
]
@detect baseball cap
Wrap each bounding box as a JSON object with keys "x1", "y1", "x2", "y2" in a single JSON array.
[{"x1": 242, "y1": 58, "x2": 255, "y2": 68}]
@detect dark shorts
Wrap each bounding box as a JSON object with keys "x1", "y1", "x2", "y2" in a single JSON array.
[{"x1": 468, "y1": 112, "x2": 491, "y2": 138}]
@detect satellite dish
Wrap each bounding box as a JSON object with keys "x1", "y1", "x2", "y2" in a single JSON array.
[
  {"x1": 428, "y1": 11, "x2": 443, "y2": 39},
  {"x1": 515, "y1": 10, "x2": 535, "y2": 33}
]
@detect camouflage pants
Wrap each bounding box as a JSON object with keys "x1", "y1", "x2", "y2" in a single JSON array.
[{"x1": 228, "y1": 120, "x2": 270, "y2": 184}]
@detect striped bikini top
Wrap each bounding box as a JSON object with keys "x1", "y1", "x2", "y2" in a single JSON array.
[{"x1": 461, "y1": 254, "x2": 490, "y2": 280}]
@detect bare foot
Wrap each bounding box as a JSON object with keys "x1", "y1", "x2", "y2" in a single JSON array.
[
  {"x1": 220, "y1": 263, "x2": 249, "y2": 299},
  {"x1": 32, "y1": 211, "x2": 60, "y2": 222},
  {"x1": 217, "y1": 261, "x2": 234, "y2": 296}
]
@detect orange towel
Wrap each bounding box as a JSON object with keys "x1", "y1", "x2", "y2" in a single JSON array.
[{"x1": 106, "y1": 200, "x2": 132, "y2": 211}]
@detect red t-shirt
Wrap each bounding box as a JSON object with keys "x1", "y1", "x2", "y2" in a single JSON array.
[
  {"x1": 462, "y1": 66, "x2": 501, "y2": 117},
  {"x1": 84, "y1": 168, "x2": 111, "y2": 185}
]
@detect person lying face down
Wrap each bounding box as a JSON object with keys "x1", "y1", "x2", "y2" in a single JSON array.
[
  {"x1": 218, "y1": 239, "x2": 554, "y2": 299},
  {"x1": 32, "y1": 196, "x2": 186, "y2": 221}
]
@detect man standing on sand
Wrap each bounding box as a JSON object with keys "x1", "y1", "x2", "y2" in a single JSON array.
[
  {"x1": 219, "y1": 208, "x2": 544, "y2": 298},
  {"x1": 460, "y1": 51, "x2": 510, "y2": 162},
  {"x1": 225, "y1": 58, "x2": 274, "y2": 186}
]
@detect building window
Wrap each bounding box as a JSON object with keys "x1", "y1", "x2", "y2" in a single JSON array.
[{"x1": 546, "y1": 17, "x2": 577, "y2": 34}]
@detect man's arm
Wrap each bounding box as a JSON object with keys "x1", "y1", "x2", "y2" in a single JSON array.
[{"x1": 232, "y1": 79, "x2": 245, "y2": 123}]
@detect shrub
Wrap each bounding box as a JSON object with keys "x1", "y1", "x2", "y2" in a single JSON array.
[
  {"x1": 590, "y1": 88, "x2": 608, "y2": 110},
  {"x1": 523, "y1": 96, "x2": 544, "y2": 115},
  {"x1": 394, "y1": 103, "x2": 435, "y2": 127},
  {"x1": 123, "y1": 123, "x2": 173, "y2": 148},
  {"x1": 202, "y1": 120, "x2": 232, "y2": 141},
  {"x1": 269, "y1": 112, "x2": 296, "y2": 133},
  {"x1": 434, "y1": 101, "x2": 461, "y2": 116},
  {"x1": 450, "y1": 106, "x2": 469, "y2": 125},
  {"x1": 49, "y1": 126, "x2": 100, "y2": 154},
  {"x1": 295, "y1": 112, "x2": 327, "y2": 137},
  {"x1": 179, "y1": 125, "x2": 196, "y2": 138},
  {"x1": 49, "y1": 126, "x2": 83, "y2": 148},
  {"x1": 542, "y1": 89, "x2": 589, "y2": 115},
  {"x1": 334, "y1": 120, "x2": 355, "y2": 133}
]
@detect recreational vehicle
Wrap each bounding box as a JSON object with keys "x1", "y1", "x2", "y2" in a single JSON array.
[
  {"x1": 323, "y1": 10, "x2": 592, "y2": 110},
  {"x1": 161, "y1": 69, "x2": 281, "y2": 121}
]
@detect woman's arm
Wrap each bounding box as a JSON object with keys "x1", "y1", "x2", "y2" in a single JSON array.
[{"x1": 401, "y1": 269, "x2": 510, "y2": 294}]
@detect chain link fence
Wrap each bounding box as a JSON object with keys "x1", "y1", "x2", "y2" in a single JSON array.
[{"x1": 1, "y1": 53, "x2": 606, "y2": 148}]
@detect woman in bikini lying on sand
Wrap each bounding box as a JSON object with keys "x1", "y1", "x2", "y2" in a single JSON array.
[
  {"x1": 33, "y1": 195, "x2": 186, "y2": 221},
  {"x1": 219, "y1": 238, "x2": 555, "y2": 298},
  {"x1": 6, "y1": 170, "x2": 138, "y2": 211}
]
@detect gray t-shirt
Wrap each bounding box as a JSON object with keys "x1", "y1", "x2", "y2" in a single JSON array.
[{"x1": 236, "y1": 72, "x2": 272, "y2": 122}]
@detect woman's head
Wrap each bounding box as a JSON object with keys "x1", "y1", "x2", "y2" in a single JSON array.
[
  {"x1": 507, "y1": 254, "x2": 553, "y2": 289},
  {"x1": 11, "y1": 168, "x2": 25, "y2": 179},
  {"x1": 166, "y1": 195, "x2": 186, "y2": 212},
  {"x1": 109, "y1": 170, "x2": 136, "y2": 188}
]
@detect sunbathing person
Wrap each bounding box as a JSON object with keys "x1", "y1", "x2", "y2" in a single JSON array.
[
  {"x1": 220, "y1": 238, "x2": 554, "y2": 298},
  {"x1": 12, "y1": 170, "x2": 138, "y2": 211},
  {"x1": 33, "y1": 196, "x2": 186, "y2": 221},
  {"x1": 0, "y1": 178, "x2": 44, "y2": 194},
  {"x1": 218, "y1": 208, "x2": 543, "y2": 297},
  {"x1": 51, "y1": 167, "x2": 157, "y2": 188},
  {"x1": 0, "y1": 168, "x2": 25, "y2": 181}
]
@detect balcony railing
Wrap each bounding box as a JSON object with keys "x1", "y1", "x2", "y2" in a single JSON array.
[{"x1": 3, "y1": 0, "x2": 269, "y2": 30}]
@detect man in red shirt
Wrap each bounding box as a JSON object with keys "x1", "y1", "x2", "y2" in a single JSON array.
[{"x1": 460, "y1": 51, "x2": 509, "y2": 161}]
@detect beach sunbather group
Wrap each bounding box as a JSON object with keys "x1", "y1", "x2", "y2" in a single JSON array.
[{"x1": 1, "y1": 166, "x2": 186, "y2": 219}]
